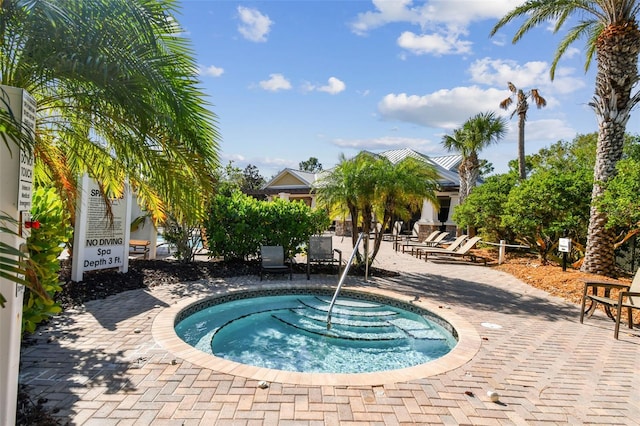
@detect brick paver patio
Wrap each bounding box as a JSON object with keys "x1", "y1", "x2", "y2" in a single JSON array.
[{"x1": 19, "y1": 237, "x2": 640, "y2": 425}]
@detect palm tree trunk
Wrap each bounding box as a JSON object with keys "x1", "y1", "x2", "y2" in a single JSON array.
[
  {"x1": 518, "y1": 112, "x2": 526, "y2": 179},
  {"x1": 457, "y1": 163, "x2": 468, "y2": 205},
  {"x1": 581, "y1": 22, "x2": 640, "y2": 276}
]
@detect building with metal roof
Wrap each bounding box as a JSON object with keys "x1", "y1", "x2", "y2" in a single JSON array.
[{"x1": 260, "y1": 149, "x2": 465, "y2": 236}]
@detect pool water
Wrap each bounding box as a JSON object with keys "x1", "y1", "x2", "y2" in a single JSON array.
[{"x1": 175, "y1": 294, "x2": 457, "y2": 374}]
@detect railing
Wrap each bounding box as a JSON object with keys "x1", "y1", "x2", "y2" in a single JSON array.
[
  {"x1": 482, "y1": 240, "x2": 530, "y2": 264},
  {"x1": 326, "y1": 232, "x2": 365, "y2": 330}
]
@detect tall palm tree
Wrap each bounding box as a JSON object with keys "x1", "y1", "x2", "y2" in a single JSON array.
[
  {"x1": 0, "y1": 0, "x2": 220, "y2": 226},
  {"x1": 491, "y1": 1, "x2": 640, "y2": 276},
  {"x1": 442, "y1": 112, "x2": 507, "y2": 206},
  {"x1": 499, "y1": 82, "x2": 547, "y2": 180}
]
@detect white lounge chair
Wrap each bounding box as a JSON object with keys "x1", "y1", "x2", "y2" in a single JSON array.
[{"x1": 420, "y1": 236, "x2": 484, "y2": 264}]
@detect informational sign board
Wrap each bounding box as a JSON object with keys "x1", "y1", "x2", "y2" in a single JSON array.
[
  {"x1": 18, "y1": 91, "x2": 36, "y2": 213},
  {"x1": 71, "y1": 174, "x2": 131, "y2": 281},
  {"x1": 558, "y1": 238, "x2": 572, "y2": 253},
  {"x1": 83, "y1": 179, "x2": 127, "y2": 270}
]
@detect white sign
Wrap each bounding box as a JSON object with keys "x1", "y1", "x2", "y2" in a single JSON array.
[
  {"x1": 558, "y1": 238, "x2": 572, "y2": 253},
  {"x1": 17, "y1": 90, "x2": 36, "y2": 212},
  {"x1": 71, "y1": 174, "x2": 131, "y2": 281},
  {"x1": 82, "y1": 179, "x2": 127, "y2": 271}
]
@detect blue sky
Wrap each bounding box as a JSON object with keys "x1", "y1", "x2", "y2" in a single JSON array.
[{"x1": 177, "y1": 0, "x2": 638, "y2": 179}]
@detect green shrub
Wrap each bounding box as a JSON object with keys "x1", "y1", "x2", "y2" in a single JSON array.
[
  {"x1": 205, "y1": 191, "x2": 330, "y2": 260},
  {"x1": 23, "y1": 187, "x2": 72, "y2": 334}
]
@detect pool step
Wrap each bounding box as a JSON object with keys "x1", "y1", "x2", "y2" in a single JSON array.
[
  {"x1": 291, "y1": 309, "x2": 394, "y2": 328},
  {"x1": 314, "y1": 296, "x2": 383, "y2": 309},
  {"x1": 299, "y1": 298, "x2": 399, "y2": 318},
  {"x1": 388, "y1": 318, "x2": 447, "y2": 340},
  {"x1": 272, "y1": 312, "x2": 407, "y2": 341}
]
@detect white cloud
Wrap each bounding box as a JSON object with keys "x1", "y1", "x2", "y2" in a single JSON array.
[
  {"x1": 351, "y1": 1, "x2": 524, "y2": 58},
  {"x1": 564, "y1": 46, "x2": 582, "y2": 59},
  {"x1": 468, "y1": 57, "x2": 585, "y2": 95},
  {"x1": 378, "y1": 86, "x2": 508, "y2": 130},
  {"x1": 237, "y1": 6, "x2": 273, "y2": 42},
  {"x1": 397, "y1": 31, "x2": 472, "y2": 56},
  {"x1": 259, "y1": 73, "x2": 292, "y2": 92},
  {"x1": 332, "y1": 135, "x2": 441, "y2": 153},
  {"x1": 301, "y1": 77, "x2": 346, "y2": 94},
  {"x1": 520, "y1": 118, "x2": 576, "y2": 142},
  {"x1": 318, "y1": 77, "x2": 346, "y2": 94},
  {"x1": 199, "y1": 64, "x2": 224, "y2": 77},
  {"x1": 351, "y1": 0, "x2": 522, "y2": 34}
]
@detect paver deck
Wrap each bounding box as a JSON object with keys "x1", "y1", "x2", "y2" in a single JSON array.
[{"x1": 19, "y1": 237, "x2": 640, "y2": 425}]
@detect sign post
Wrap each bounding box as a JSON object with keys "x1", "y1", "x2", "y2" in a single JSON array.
[
  {"x1": 558, "y1": 237, "x2": 572, "y2": 272},
  {"x1": 0, "y1": 85, "x2": 36, "y2": 426}
]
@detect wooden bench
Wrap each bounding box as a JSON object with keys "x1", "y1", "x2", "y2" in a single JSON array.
[{"x1": 129, "y1": 239, "x2": 150, "y2": 259}]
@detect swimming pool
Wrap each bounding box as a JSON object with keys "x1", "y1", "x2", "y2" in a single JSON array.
[
  {"x1": 153, "y1": 285, "x2": 481, "y2": 386},
  {"x1": 175, "y1": 293, "x2": 457, "y2": 374}
]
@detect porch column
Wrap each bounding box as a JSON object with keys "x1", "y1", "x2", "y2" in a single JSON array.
[
  {"x1": 419, "y1": 199, "x2": 438, "y2": 225},
  {"x1": 445, "y1": 195, "x2": 460, "y2": 226}
]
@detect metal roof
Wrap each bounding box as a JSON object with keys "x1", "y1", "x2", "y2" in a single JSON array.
[
  {"x1": 430, "y1": 154, "x2": 462, "y2": 172},
  {"x1": 375, "y1": 149, "x2": 461, "y2": 189}
]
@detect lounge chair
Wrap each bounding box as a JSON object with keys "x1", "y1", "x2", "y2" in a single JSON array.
[
  {"x1": 129, "y1": 239, "x2": 150, "y2": 259},
  {"x1": 395, "y1": 225, "x2": 437, "y2": 252},
  {"x1": 260, "y1": 245, "x2": 292, "y2": 281},
  {"x1": 414, "y1": 234, "x2": 467, "y2": 259},
  {"x1": 420, "y1": 236, "x2": 484, "y2": 264},
  {"x1": 306, "y1": 235, "x2": 342, "y2": 279},
  {"x1": 580, "y1": 268, "x2": 640, "y2": 339},
  {"x1": 401, "y1": 231, "x2": 450, "y2": 255}
]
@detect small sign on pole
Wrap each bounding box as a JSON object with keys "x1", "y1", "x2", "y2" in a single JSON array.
[{"x1": 559, "y1": 238, "x2": 572, "y2": 271}]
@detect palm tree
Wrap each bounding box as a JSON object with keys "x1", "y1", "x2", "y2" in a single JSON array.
[
  {"x1": 499, "y1": 82, "x2": 547, "y2": 180},
  {"x1": 370, "y1": 156, "x2": 439, "y2": 260},
  {"x1": 0, "y1": 0, "x2": 219, "y2": 314},
  {"x1": 316, "y1": 153, "x2": 439, "y2": 264},
  {"x1": 491, "y1": 1, "x2": 640, "y2": 276},
  {"x1": 315, "y1": 153, "x2": 364, "y2": 250},
  {"x1": 442, "y1": 112, "x2": 507, "y2": 206},
  {"x1": 0, "y1": 0, "x2": 220, "y2": 226}
]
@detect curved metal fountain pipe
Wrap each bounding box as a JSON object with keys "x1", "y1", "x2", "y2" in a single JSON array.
[{"x1": 326, "y1": 232, "x2": 365, "y2": 330}]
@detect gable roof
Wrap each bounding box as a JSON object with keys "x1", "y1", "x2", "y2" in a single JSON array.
[{"x1": 262, "y1": 168, "x2": 317, "y2": 191}]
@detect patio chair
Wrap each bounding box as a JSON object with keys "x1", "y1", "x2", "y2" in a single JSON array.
[
  {"x1": 260, "y1": 245, "x2": 292, "y2": 281},
  {"x1": 369, "y1": 222, "x2": 383, "y2": 239},
  {"x1": 401, "y1": 231, "x2": 450, "y2": 255},
  {"x1": 382, "y1": 220, "x2": 403, "y2": 242},
  {"x1": 306, "y1": 235, "x2": 342, "y2": 279},
  {"x1": 580, "y1": 267, "x2": 640, "y2": 339},
  {"x1": 420, "y1": 236, "x2": 484, "y2": 264}
]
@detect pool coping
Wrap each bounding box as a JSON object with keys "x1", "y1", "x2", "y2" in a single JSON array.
[{"x1": 152, "y1": 283, "x2": 482, "y2": 386}]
